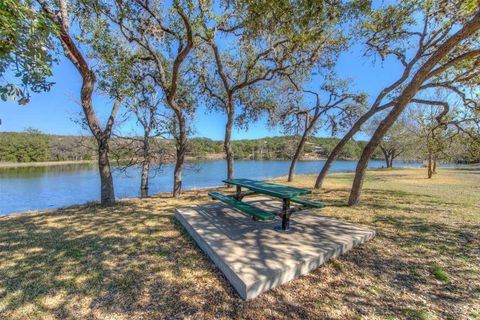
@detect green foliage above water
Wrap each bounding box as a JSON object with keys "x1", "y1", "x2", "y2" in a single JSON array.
[
  {"x1": 190, "y1": 136, "x2": 366, "y2": 160},
  {"x1": 0, "y1": 129, "x2": 50, "y2": 162},
  {"x1": 0, "y1": 0, "x2": 57, "y2": 104}
]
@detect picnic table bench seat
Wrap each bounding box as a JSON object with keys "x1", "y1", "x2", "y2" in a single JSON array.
[
  {"x1": 209, "y1": 178, "x2": 326, "y2": 230},
  {"x1": 208, "y1": 191, "x2": 276, "y2": 221},
  {"x1": 290, "y1": 197, "x2": 325, "y2": 208}
]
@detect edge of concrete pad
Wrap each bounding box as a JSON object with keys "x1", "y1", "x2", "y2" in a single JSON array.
[
  {"x1": 245, "y1": 228, "x2": 375, "y2": 300},
  {"x1": 174, "y1": 208, "x2": 248, "y2": 299}
]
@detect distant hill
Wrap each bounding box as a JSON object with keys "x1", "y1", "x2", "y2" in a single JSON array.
[{"x1": 0, "y1": 131, "x2": 368, "y2": 163}]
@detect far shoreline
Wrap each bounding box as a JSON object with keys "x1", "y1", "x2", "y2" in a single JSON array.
[
  {"x1": 0, "y1": 160, "x2": 97, "y2": 168},
  {"x1": 0, "y1": 157, "x2": 334, "y2": 169},
  {"x1": 0, "y1": 156, "x2": 418, "y2": 169}
]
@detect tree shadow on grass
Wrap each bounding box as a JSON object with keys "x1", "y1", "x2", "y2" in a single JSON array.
[
  {"x1": 449, "y1": 167, "x2": 480, "y2": 173},
  {"x1": 1, "y1": 184, "x2": 478, "y2": 320},
  {"x1": 0, "y1": 200, "x2": 235, "y2": 319},
  {"x1": 310, "y1": 187, "x2": 458, "y2": 211}
]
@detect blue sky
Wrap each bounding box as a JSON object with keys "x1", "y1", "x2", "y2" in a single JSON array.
[{"x1": 0, "y1": 44, "x2": 402, "y2": 141}]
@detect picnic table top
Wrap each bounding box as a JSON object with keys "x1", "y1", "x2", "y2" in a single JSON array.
[{"x1": 223, "y1": 178, "x2": 311, "y2": 199}]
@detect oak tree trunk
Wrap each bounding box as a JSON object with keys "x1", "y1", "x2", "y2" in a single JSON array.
[
  {"x1": 38, "y1": 2, "x2": 121, "y2": 207},
  {"x1": 288, "y1": 116, "x2": 313, "y2": 182},
  {"x1": 224, "y1": 101, "x2": 234, "y2": 181},
  {"x1": 427, "y1": 153, "x2": 433, "y2": 178},
  {"x1": 98, "y1": 138, "x2": 115, "y2": 206},
  {"x1": 140, "y1": 133, "x2": 150, "y2": 198},
  {"x1": 173, "y1": 114, "x2": 187, "y2": 197},
  {"x1": 380, "y1": 145, "x2": 391, "y2": 168},
  {"x1": 140, "y1": 161, "x2": 150, "y2": 197}
]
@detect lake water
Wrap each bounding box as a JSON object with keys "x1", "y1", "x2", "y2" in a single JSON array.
[{"x1": 0, "y1": 159, "x2": 420, "y2": 215}]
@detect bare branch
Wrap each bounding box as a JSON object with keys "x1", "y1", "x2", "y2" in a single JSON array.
[{"x1": 427, "y1": 49, "x2": 480, "y2": 79}]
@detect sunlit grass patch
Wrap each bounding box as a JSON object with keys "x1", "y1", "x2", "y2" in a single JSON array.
[
  {"x1": 153, "y1": 248, "x2": 173, "y2": 259},
  {"x1": 431, "y1": 264, "x2": 449, "y2": 282},
  {"x1": 329, "y1": 259, "x2": 343, "y2": 271},
  {"x1": 402, "y1": 308, "x2": 435, "y2": 320}
]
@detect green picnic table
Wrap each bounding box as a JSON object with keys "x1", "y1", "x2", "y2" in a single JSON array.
[{"x1": 208, "y1": 178, "x2": 325, "y2": 230}]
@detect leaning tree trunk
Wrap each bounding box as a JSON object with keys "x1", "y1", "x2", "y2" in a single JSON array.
[
  {"x1": 98, "y1": 137, "x2": 115, "y2": 206},
  {"x1": 432, "y1": 155, "x2": 437, "y2": 174},
  {"x1": 287, "y1": 133, "x2": 308, "y2": 182},
  {"x1": 350, "y1": 105, "x2": 430, "y2": 205},
  {"x1": 224, "y1": 103, "x2": 234, "y2": 181},
  {"x1": 348, "y1": 118, "x2": 392, "y2": 206},
  {"x1": 140, "y1": 132, "x2": 150, "y2": 198},
  {"x1": 288, "y1": 115, "x2": 313, "y2": 182},
  {"x1": 314, "y1": 111, "x2": 373, "y2": 189},
  {"x1": 173, "y1": 114, "x2": 187, "y2": 197},
  {"x1": 348, "y1": 11, "x2": 480, "y2": 206}
]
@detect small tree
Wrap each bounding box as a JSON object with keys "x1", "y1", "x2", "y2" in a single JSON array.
[
  {"x1": 276, "y1": 76, "x2": 366, "y2": 181},
  {"x1": 36, "y1": 0, "x2": 135, "y2": 205},
  {"x1": 194, "y1": 0, "x2": 335, "y2": 182},
  {"x1": 100, "y1": 0, "x2": 196, "y2": 196},
  {"x1": 407, "y1": 105, "x2": 452, "y2": 177},
  {"x1": 367, "y1": 115, "x2": 414, "y2": 168},
  {"x1": 407, "y1": 92, "x2": 480, "y2": 177},
  {"x1": 118, "y1": 68, "x2": 170, "y2": 197}
]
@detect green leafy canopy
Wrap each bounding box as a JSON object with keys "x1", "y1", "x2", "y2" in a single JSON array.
[{"x1": 0, "y1": 0, "x2": 58, "y2": 104}]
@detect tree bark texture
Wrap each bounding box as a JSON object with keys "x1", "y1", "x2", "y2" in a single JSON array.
[
  {"x1": 427, "y1": 153, "x2": 433, "y2": 178},
  {"x1": 288, "y1": 114, "x2": 314, "y2": 182},
  {"x1": 173, "y1": 114, "x2": 187, "y2": 197},
  {"x1": 140, "y1": 132, "x2": 150, "y2": 198},
  {"x1": 98, "y1": 138, "x2": 115, "y2": 205},
  {"x1": 224, "y1": 98, "x2": 234, "y2": 181}
]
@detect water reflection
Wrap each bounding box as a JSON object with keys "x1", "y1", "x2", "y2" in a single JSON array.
[{"x1": 0, "y1": 163, "x2": 96, "y2": 179}]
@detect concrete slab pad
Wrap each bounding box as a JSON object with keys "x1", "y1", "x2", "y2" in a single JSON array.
[{"x1": 175, "y1": 197, "x2": 375, "y2": 300}]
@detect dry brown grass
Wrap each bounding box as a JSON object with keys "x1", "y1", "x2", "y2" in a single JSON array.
[{"x1": 0, "y1": 168, "x2": 479, "y2": 320}]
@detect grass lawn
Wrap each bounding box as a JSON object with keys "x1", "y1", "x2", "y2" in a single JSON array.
[{"x1": 0, "y1": 168, "x2": 479, "y2": 319}]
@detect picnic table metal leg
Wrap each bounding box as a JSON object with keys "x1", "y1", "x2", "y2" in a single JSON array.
[
  {"x1": 235, "y1": 185, "x2": 242, "y2": 200},
  {"x1": 281, "y1": 198, "x2": 291, "y2": 230}
]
